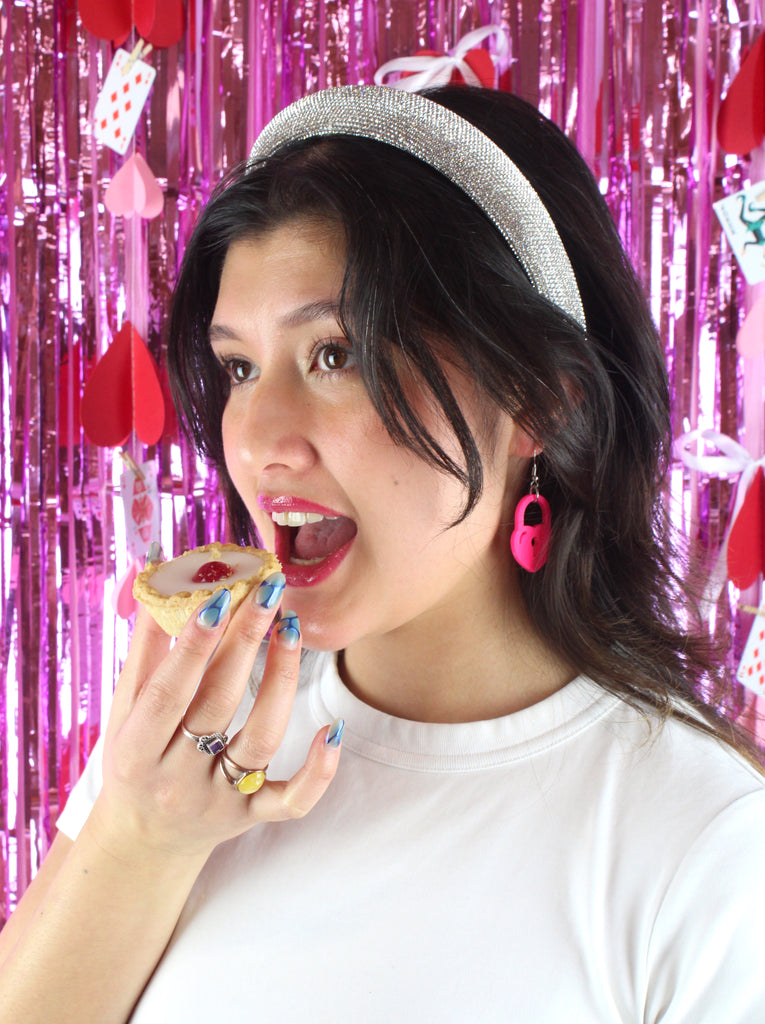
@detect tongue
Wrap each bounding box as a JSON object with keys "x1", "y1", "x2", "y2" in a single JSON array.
[{"x1": 292, "y1": 517, "x2": 357, "y2": 560}]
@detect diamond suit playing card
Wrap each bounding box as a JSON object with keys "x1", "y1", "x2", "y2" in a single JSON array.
[{"x1": 94, "y1": 48, "x2": 156, "y2": 155}]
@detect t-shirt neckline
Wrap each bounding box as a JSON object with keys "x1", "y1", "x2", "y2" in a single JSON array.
[{"x1": 307, "y1": 651, "x2": 619, "y2": 773}]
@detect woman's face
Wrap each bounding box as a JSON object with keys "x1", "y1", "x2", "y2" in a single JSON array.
[{"x1": 212, "y1": 217, "x2": 531, "y2": 652}]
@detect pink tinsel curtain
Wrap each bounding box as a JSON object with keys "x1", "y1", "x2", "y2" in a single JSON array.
[{"x1": 1, "y1": 0, "x2": 762, "y2": 923}]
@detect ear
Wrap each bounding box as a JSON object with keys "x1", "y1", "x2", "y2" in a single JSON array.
[
  {"x1": 508, "y1": 424, "x2": 539, "y2": 460},
  {"x1": 507, "y1": 373, "x2": 579, "y2": 462}
]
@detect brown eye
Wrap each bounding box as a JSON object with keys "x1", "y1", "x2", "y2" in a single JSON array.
[
  {"x1": 223, "y1": 358, "x2": 258, "y2": 384},
  {"x1": 315, "y1": 344, "x2": 355, "y2": 372}
]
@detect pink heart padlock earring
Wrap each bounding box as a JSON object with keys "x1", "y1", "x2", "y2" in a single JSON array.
[{"x1": 510, "y1": 451, "x2": 552, "y2": 572}]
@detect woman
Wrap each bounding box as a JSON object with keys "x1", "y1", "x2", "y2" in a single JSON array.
[{"x1": 1, "y1": 85, "x2": 764, "y2": 1023}]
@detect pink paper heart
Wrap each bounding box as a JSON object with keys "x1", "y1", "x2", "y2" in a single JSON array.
[
  {"x1": 736, "y1": 293, "x2": 765, "y2": 358},
  {"x1": 113, "y1": 558, "x2": 141, "y2": 619},
  {"x1": 105, "y1": 152, "x2": 163, "y2": 219}
]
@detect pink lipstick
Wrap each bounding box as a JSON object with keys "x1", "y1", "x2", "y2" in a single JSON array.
[{"x1": 257, "y1": 494, "x2": 357, "y2": 587}]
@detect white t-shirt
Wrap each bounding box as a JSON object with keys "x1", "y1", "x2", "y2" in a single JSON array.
[{"x1": 57, "y1": 652, "x2": 765, "y2": 1023}]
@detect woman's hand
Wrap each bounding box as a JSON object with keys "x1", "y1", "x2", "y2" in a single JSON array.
[
  {"x1": 90, "y1": 572, "x2": 342, "y2": 863},
  {"x1": 0, "y1": 571, "x2": 343, "y2": 1024}
]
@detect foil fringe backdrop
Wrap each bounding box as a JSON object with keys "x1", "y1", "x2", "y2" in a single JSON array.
[{"x1": 1, "y1": 0, "x2": 763, "y2": 923}]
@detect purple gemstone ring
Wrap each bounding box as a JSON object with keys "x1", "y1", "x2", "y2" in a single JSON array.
[{"x1": 180, "y1": 719, "x2": 229, "y2": 757}]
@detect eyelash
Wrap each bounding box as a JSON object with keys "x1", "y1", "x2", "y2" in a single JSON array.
[
  {"x1": 218, "y1": 340, "x2": 357, "y2": 387},
  {"x1": 310, "y1": 339, "x2": 357, "y2": 379}
]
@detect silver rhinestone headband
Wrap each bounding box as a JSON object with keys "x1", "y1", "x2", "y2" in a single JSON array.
[{"x1": 248, "y1": 85, "x2": 586, "y2": 331}]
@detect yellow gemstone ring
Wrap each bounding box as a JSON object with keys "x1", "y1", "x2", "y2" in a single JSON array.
[{"x1": 219, "y1": 750, "x2": 268, "y2": 795}]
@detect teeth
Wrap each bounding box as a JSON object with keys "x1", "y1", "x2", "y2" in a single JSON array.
[{"x1": 270, "y1": 511, "x2": 338, "y2": 527}]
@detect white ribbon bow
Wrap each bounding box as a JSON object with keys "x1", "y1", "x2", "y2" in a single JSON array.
[
  {"x1": 674, "y1": 428, "x2": 765, "y2": 608},
  {"x1": 374, "y1": 25, "x2": 512, "y2": 93}
]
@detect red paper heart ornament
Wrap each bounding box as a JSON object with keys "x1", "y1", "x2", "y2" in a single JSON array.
[
  {"x1": 78, "y1": 0, "x2": 134, "y2": 45},
  {"x1": 717, "y1": 33, "x2": 765, "y2": 155},
  {"x1": 105, "y1": 153, "x2": 163, "y2": 219},
  {"x1": 81, "y1": 321, "x2": 165, "y2": 446},
  {"x1": 79, "y1": 0, "x2": 184, "y2": 47},
  {"x1": 736, "y1": 294, "x2": 765, "y2": 358},
  {"x1": 135, "y1": 0, "x2": 185, "y2": 48},
  {"x1": 727, "y1": 466, "x2": 765, "y2": 588}
]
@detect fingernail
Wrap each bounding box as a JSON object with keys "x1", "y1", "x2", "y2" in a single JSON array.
[
  {"x1": 254, "y1": 571, "x2": 286, "y2": 610},
  {"x1": 326, "y1": 718, "x2": 344, "y2": 748},
  {"x1": 275, "y1": 610, "x2": 300, "y2": 649},
  {"x1": 145, "y1": 541, "x2": 164, "y2": 566},
  {"x1": 197, "y1": 588, "x2": 232, "y2": 630}
]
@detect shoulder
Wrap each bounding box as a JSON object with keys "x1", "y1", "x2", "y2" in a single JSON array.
[
  {"x1": 570, "y1": 687, "x2": 765, "y2": 1019},
  {"x1": 570, "y1": 682, "x2": 765, "y2": 876},
  {"x1": 583, "y1": 681, "x2": 764, "y2": 801},
  {"x1": 640, "y1": 773, "x2": 765, "y2": 1021}
]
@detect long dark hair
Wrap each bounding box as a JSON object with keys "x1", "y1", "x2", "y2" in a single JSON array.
[{"x1": 168, "y1": 86, "x2": 762, "y2": 768}]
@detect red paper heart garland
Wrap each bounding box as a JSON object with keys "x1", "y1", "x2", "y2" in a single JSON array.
[
  {"x1": 81, "y1": 321, "x2": 166, "y2": 446},
  {"x1": 78, "y1": 0, "x2": 185, "y2": 48},
  {"x1": 727, "y1": 465, "x2": 765, "y2": 589},
  {"x1": 717, "y1": 33, "x2": 765, "y2": 155}
]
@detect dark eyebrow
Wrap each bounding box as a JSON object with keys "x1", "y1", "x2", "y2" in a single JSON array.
[
  {"x1": 208, "y1": 324, "x2": 240, "y2": 345},
  {"x1": 208, "y1": 299, "x2": 341, "y2": 346},
  {"x1": 278, "y1": 299, "x2": 341, "y2": 328}
]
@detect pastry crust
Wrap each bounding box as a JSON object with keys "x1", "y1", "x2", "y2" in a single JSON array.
[{"x1": 133, "y1": 542, "x2": 281, "y2": 636}]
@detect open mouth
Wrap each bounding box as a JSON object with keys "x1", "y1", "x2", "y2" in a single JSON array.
[{"x1": 258, "y1": 497, "x2": 358, "y2": 586}]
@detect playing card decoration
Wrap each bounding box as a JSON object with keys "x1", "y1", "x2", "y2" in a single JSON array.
[
  {"x1": 120, "y1": 460, "x2": 160, "y2": 558},
  {"x1": 79, "y1": 0, "x2": 185, "y2": 49},
  {"x1": 717, "y1": 33, "x2": 765, "y2": 155},
  {"x1": 105, "y1": 152, "x2": 163, "y2": 218},
  {"x1": 94, "y1": 48, "x2": 157, "y2": 156},
  {"x1": 714, "y1": 180, "x2": 765, "y2": 285},
  {"x1": 81, "y1": 321, "x2": 165, "y2": 446},
  {"x1": 374, "y1": 25, "x2": 510, "y2": 91},
  {"x1": 737, "y1": 606, "x2": 765, "y2": 696}
]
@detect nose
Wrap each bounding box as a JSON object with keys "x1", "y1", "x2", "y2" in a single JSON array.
[{"x1": 222, "y1": 370, "x2": 319, "y2": 478}]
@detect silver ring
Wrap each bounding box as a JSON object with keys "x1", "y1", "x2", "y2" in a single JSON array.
[
  {"x1": 219, "y1": 750, "x2": 268, "y2": 794},
  {"x1": 180, "y1": 719, "x2": 229, "y2": 757}
]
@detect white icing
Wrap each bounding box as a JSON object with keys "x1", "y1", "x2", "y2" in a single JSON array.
[{"x1": 149, "y1": 550, "x2": 271, "y2": 597}]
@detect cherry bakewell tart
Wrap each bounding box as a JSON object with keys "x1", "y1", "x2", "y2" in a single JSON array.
[{"x1": 133, "y1": 542, "x2": 281, "y2": 636}]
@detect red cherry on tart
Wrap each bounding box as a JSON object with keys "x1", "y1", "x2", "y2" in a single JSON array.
[
  {"x1": 133, "y1": 542, "x2": 281, "y2": 635},
  {"x1": 192, "y1": 561, "x2": 235, "y2": 584}
]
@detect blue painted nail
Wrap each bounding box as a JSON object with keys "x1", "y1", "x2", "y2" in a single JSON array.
[
  {"x1": 254, "y1": 571, "x2": 286, "y2": 610},
  {"x1": 326, "y1": 718, "x2": 344, "y2": 748},
  {"x1": 145, "y1": 541, "x2": 163, "y2": 566},
  {"x1": 275, "y1": 610, "x2": 300, "y2": 649},
  {"x1": 197, "y1": 588, "x2": 232, "y2": 630}
]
